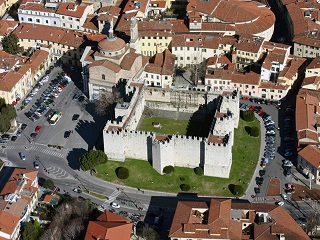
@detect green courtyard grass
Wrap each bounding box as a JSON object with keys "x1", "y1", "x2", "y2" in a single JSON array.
[
  {"x1": 95, "y1": 118, "x2": 261, "y2": 196},
  {"x1": 138, "y1": 116, "x2": 189, "y2": 135}
]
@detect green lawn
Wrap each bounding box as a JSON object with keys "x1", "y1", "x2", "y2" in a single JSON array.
[
  {"x1": 95, "y1": 118, "x2": 261, "y2": 196},
  {"x1": 138, "y1": 116, "x2": 190, "y2": 135}
]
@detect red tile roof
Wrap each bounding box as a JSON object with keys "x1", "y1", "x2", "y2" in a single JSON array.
[
  {"x1": 56, "y1": 2, "x2": 92, "y2": 18},
  {"x1": 0, "y1": 20, "x2": 18, "y2": 36},
  {"x1": 0, "y1": 211, "x2": 20, "y2": 236},
  {"x1": 169, "y1": 199, "x2": 309, "y2": 239},
  {"x1": 145, "y1": 49, "x2": 175, "y2": 75},
  {"x1": 84, "y1": 211, "x2": 132, "y2": 240}
]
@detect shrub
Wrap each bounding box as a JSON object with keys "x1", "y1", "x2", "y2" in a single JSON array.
[
  {"x1": 241, "y1": 110, "x2": 254, "y2": 122},
  {"x1": 43, "y1": 179, "x2": 54, "y2": 190},
  {"x1": 229, "y1": 184, "x2": 244, "y2": 196},
  {"x1": 116, "y1": 167, "x2": 129, "y2": 180},
  {"x1": 163, "y1": 165, "x2": 174, "y2": 174},
  {"x1": 79, "y1": 150, "x2": 108, "y2": 171},
  {"x1": 180, "y1": 184, "x2": 191, "y2": 192},
  {"x1": 250, "y1": 126, "x2": 259, "y2": 137},
  {"x1": 194, "y1": 167, "x2": 204, "y2": 176}
]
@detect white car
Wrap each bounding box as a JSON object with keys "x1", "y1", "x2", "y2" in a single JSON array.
[
  {"x1": 280, "y1": 193, "x2": 288, "y2": 200},
  {"x1": 266, "y1": 130, "x2": 275, "y2": 134},
  {"x1": 110, "y1": 202, "x2": 120, "y2": 209},
  {"x1": 276, "y1": 201, "x2": 285, "y2": 206}
]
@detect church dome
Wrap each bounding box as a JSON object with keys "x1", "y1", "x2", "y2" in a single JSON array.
[{"x1": 98, "y1": 37, "x2": 126, "y2": 52}]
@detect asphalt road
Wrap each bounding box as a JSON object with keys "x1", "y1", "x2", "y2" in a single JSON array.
[{"x1": 0, "y1": 67, "x2": 317, "y2": 232}]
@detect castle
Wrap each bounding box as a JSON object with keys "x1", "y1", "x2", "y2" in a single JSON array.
[{"x1": 103, "y1": 81, "x2": 239, "y2": 178}]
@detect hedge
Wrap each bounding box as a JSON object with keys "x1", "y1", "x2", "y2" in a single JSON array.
[
  {"x1": 194, "y1": 167, "x2": 204, "y2": 176},
  {"x1": 250, "y1": 126, "x2": 259, "y2": 137},
  {"x1": 180, "y1": 184, "x2": 191, "y2": 192},
  {"x1": 241, "y1": 110, "x2": 255, "y2": 122},
  {"x1": 163, "y1": 165, "x2": 174, "y2": 174},
  {"x1": 79, "y1": 150, "x2": 108, "y2": 171},
  {"x1": 116, "y1": 167, "x2": 129, "y2": 180},
  {"x1": 229, "y1": 184, "x2": 244, "y2": 196}
]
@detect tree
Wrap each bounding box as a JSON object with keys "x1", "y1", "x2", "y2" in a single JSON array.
[
  {"x1": 163, "y1": 165, "x2": 174, "y2": 174},
  {"x1": 43, "y1": 179, "x2": 54, "y2": 190},
  {"x1": 250, "y1": 126, "x2": 259, "y2": 137},
  {"x1": 79, "y1": 150, "x2": 108, "y2": 171},
  {"x1": 95, "y1": 90, "x2": 122, "y2": 116},
  {"x1": 180, "y1": 184, "x2": 191, "y2": 191},
  {"x1": 2, "y1": 33, "x2": 22, "y2": 54},
  {"x1": 141, "y1": 225, "x2": 159, "y2": 240},
  {"x1": 21, "y1": 220, "x2": 43, "y2": 240},
  {"x1": 194, "y1": 167, "x2": 204, "y2": 176},
  {"x1": 116, "y1": 167, "x2": 129, "y2": 179},
  {"x1": 241, "y1": 110, "x2": 254, "y2": 121},
  {"x1": 0, "y1": 99, "x2": 16, "y2": 133}
]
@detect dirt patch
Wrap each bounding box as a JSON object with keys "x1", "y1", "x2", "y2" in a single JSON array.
[
  {"x1": 266, "y1": 178, "x2": 280, "y2": 196},
  {"x1": 291, "y1": 183, "x2": 320, "y2": 201}
]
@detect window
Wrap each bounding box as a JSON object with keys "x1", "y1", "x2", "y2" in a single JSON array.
[
  {"x1": 180, "y1": 57, "x2": 183, "y2": 60},
  {"x1": 36, "y1": 19, "x2": 40, "y2": 23},
  {"x1": 154, "y1": 43, "x2": 156, "y2": 46},
  {"x1": 21, "y1": 17, "x2": 24, "y2": 21},
  {"x1": 142, "y1": 43, "x2": 145, "y2": 46},
  {"x1": 77, "y1": 26, "x2": 79, "y2": 30},
  {"x1": 157, "y1": 76, "x2": 159, "y2": 79},
  {"x1": 70, "y1": 24, "x2": 73, "y2": 28},
  {"x1": 62, "y1": 16, "x2": 65, "y2": 19},
  {"x1": 187, "y1": 47, "x2": 190, "y2": 51},
  {"x1": 157, "y1": 82, "x2": 160, "y2": 86},
  {"x1": 146, "y1": 73, "x2": 148, "y2": 77},
  {"x1": 28, "y1": 18, "x2": 32, "y2": 22},
  {"x1": 165, "y1": 76, "x2": 168, "y2": 80},
  {"x1": 45, "y1": 20, "x2": 49, "y2": 24},
  {"x1": 148, "y1": 43, "x2": 150, "y2": 46},
  {"x1": 63, "y1": 23, "x2": 65, "y2": 27},
  {"x1": 102, "y1": 74, "x2": 105, "y2": 80},
  {"x1": 180, "y1": 47, "x2": 183, "y2": 50},
  {"x1": 187, "y1": 57, "x2": 190, "y2": 60},
  {"x1": 53, "y1": 21, "x2": 57, "y2": 25}
]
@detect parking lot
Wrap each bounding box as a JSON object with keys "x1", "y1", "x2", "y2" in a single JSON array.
[{"x1": 240, "y1": 99, "x2": 296, "y2": 203}]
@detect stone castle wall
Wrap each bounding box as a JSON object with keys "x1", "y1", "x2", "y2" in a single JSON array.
[{"x1": 103, "y1": 83, "x2": 240, "y2": 178}]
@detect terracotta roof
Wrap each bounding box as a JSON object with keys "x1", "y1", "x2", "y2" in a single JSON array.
[
  {"x1": 302, "y1": 76, "x2": 320, "y2": 89},
  {"x1": 97, "y1": 6, "x2": 121, "y2": 16},
  {"x1": 98, "y1": 37, "x2": 126, "y2": 52},
  {"x1": 279, "y1": 56, "x2": 306, "y2": 80},
  {"x1": 259, "y1": 81, "x2": 288, "y2": 90},
  {"x1": 236, "y1": 37, "x2": 263, "y2": 53},
  {"x1": 306, "y1": 56, "x2": 320, "y2": 70},
  {"x1": 24, "y1": 49, "x2": 49, "y2": 73},
  {"x1": 172, "y1": 34, "x2": 222, "y2": 48},
  {"x1": 84, "y1": 211, "x2": 132, "y2": 240},
  {"x1": 0, "y1": 20, "x2": 18, "y2": 36},
  {"x1": 18, "y1": 2, "x2": 56, "y2": 13},
  {"x1": 120, "y1": 52, "x2": 141, "y2": 70},
  {"x1": 89, "y1": 59, "x2": 121, "y2": 73},
  {"x1": 124, "y1": 0, "x2": 149, "y2": 14},
  {"x1": 298, "y1": 129, "x2": 319, "y2": 144},
  {"x1": 296, "y1": 92, "x2": 319, "y2": 132},
  {"x1": 0, "y1": 211, "x2": 20, "y2": 236},
  {"x1": 83, "y1": 15, "x2": 98, "y2": 31},
  {"x1": 170, "y1": 199, "x2": 309, "y2": 239},
  {"x1": 232, "y1": 71, "x2": 261, "y2": 85},
  {"x1": 145, "y1": 49, "x2": 175, "y2": 75},
  {"x1": 56, "y1": 2, "x2": 92, "y2": 18}
]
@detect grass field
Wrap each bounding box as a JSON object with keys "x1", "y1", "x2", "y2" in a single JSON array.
[
  {"x1": 95, "y1": 118, "x2": 261, "y2": 196},
  {"x1": 138, "y1": 116, "x2": 190, "y2": 135}
]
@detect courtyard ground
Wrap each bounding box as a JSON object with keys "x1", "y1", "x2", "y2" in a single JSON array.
[{"x1": 95, "y1": 118, "x2": 261, "y2": 196}]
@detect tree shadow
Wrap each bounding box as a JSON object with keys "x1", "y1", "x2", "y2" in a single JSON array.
[
  {"x1": 244, "y1": 126, "x2": 251, "y2": 135},
  {"x1": 66, "y1": 148, "x2": 87, "y2": 170}
]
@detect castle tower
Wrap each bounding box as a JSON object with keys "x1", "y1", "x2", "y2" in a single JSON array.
[{"x1": 130, "y1": 17, "x2": 140, "y2": 53}]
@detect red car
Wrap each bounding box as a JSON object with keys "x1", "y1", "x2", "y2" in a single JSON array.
[
  {"x1": 35, "y1": 126, "x2": 42, "y2": 133},
  {"x1": 249, "y1": 106, "x2": 256, "y2": 111},
  {"x1": 258, "y1": 109, "x2": 264, "y2": 115}
]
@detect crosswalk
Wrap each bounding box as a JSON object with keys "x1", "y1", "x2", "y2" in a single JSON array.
[
  {"x1": 1, "y1": 144, "x2": 64, "y2": 158},
  {"x1": 252, "y1": 196, "x2": 266, "y2": 203},
  {"x1": 46, "y1": 166, "x2": 70, "y2": 179},
  {"x1": 98, "y1": 190, "x2": 121, "y2": 211}
]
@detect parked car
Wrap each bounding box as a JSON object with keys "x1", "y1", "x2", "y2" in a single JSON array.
[
  {"x1": 73, "y1": 188, "x2": 82, "y2": 193},
  {"x1": 284, "y1": 152, "x2": 293, "y2": 157},
  {"x1": 11, "y1": 136, "x2": 17, "y2": 141},
  {"x1": 64, "y1": 131, "x2": 71, "y2": 139},
  {"x1": 21, "y1": 123, "x2": 27, "y2": 130},
  {"x1": 284, "y1": 168, "x2": 292, "y2": 177},
  {"x1": 73, "y1": 94, "x2": 80, "y2": 101},
  {"x1": 35, "y1": 126, "x2": 42, "y2": 133}
]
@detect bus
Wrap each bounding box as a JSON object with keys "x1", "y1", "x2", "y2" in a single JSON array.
[{"x1": 49, "y1": 111, "x2": 62, "y2": 125}]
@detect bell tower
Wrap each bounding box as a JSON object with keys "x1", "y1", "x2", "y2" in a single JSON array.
[{"x1": 130, "y1": 17, "x2": 139, "y2": 52}]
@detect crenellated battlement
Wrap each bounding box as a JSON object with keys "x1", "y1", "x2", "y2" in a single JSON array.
[{"x1": 103, "y1": 80, "x2": 239, "y2": 178}]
